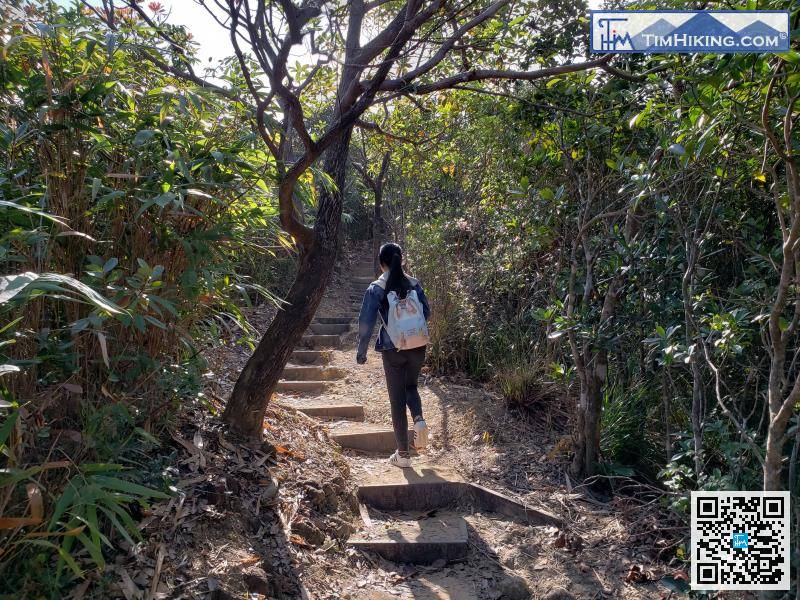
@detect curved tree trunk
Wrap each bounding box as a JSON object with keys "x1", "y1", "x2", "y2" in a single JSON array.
[{"x1": 223, "y1": 129, "x2": 353, "y2": 438}]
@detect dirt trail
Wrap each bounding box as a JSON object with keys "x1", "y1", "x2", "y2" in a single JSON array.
[
  {"x1": 264, "y1": 250, "x2": 680, "y2": 600},
  {"x1": 106, "y1": 249, "x2": 683, "y2": 600}
]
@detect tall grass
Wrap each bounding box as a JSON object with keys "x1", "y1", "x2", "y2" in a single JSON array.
[{"x1": 0, "y1": 4, "x2": 289, "y2": 593}]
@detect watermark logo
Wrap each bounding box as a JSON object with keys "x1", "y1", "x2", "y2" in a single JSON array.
[
  {"x1": 731, "y1": 532, "x2": 748, "y2": 549},
  {"x1": 590, "y1": 11, "x2": 789, "y2": 53}
]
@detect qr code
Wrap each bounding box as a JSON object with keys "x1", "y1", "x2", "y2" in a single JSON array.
[{"x1": 691, "y1": 491, "x2": 790, "y2": 590}]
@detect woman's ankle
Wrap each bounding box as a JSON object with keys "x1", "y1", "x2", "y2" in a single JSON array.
[
  {"x1": 412, "y1": 415, "x2": 425, "y2": 423},
  {"x1": 398, "y1": 450, "x2": 410, "y2": 458}
]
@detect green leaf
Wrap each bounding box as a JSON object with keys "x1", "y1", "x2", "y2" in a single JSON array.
[
  {"x1": 0, "y1": 411, "x2": 19, "y2": 447},
  {"x1": 49, "y1": 482, "x2": 79, "y2": 529},
  {"x1": 76, "y1": 531, "x2": 105, "y2": 569},
  {"x1": 0, "y1": 272, "x2": 125, "y2": 314},
  {"x1": 132, "y1": 129, "x2": 157, "y2": 146},
  {"x1": 0, "y1": 200, "x2": 67, "y2": 225},
  {"x1": 0, "y1": 364, "x2": 20, "y2": 377},
  {"x1": 91, "y1": 475, "x2": 169, "y2": 499},
  {"x1": 97, "y1": 503, "x2": 138, "y2": 546},
  {"x1": 667, "y1": 143, "x2": 685, "y2": 156},
  {"x1": 24, "y1": 539, "x2": 83, "y2": 579},
  {"x1": 91, "y1": 177, "x2": 101, "y2": 202}
]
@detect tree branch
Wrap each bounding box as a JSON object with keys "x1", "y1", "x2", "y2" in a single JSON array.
[{"x1": 378, "y1": 55, "x2": 613, "y2": 95}]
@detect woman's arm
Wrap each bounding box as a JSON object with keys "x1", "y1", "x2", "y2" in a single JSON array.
[{"x1": 356, "y1": 285, "x2": 382, "y2": 363}]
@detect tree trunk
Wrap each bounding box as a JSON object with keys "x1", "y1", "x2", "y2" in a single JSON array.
[
  {"x1": 764, "y1": 367, "x2": 789, "y2": 490},
  {"x1": 662, "y1": 369, "x2": 671, "y2": 462},
  {"x1": 682, "y1": 242, "x2": 704, "y2": 481},
  {"x1": 223, "y1": 129, "x2": 353, "y2": 438},
  {"x1": 571, "y1": 363, "x2": 605, "y2": 478}
]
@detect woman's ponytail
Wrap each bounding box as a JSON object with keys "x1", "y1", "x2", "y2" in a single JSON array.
[{"x1": 379, "y1": 243, "x2": 411, "y2": 299}]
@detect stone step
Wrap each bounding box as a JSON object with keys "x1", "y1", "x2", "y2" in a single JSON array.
[
  {"x1": 356, "y1": 462, "x2": 562, "y2": 527},
  {"x1": 348, "y1": 514, "x2": 468, "y2": 564},
  {"x1": 351, "y1": 276, "x2": 374, "y2": 285},
  {"x1": 287, "y1": 401, "x2": 365, "y2": 421},
  {"x1": 276, "y1": 380, "x2": 328, "y2": 394},
  {"x1": 468, "y1": 483, "x2": 562, "y2": 527},
  {"x1": 357, "y1": 463, "x2": 467, "y2": 512},
  {"x1": 289, "y1": 350, "x2": 330, "y2": 365},
  {"x1": 314, "y1": 317, "x2": 353, "y2": 325},
  {"x1": 281, "y1": 365, "x2": 345, "y2": 381},
  {"x1": 329, "y1": 422, "x2": 412, "y2": 454},
  {"x1": 308, "y1": 322, "x2": 349, "y2": 335},
  {"x1": 300, "y1": 334, "x2": 341, "y2": 349}
]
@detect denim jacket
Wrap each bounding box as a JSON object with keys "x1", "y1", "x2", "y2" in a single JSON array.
[{"x1": 356, "y1": 272, "x2": 431, "y2": 359}]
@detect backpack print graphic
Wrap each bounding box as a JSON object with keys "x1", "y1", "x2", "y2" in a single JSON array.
[{"x1": 385, "y1": 290, "x2": 429, "y2": 350}]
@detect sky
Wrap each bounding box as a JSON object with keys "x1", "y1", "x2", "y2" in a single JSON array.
[
  {"x1": 163, "y1": 0, "x2": 607, "y2": 62},
  {"x1": 61, "y1": 0, "x2": 607, "y2": 68},
  {"x1": 155, "y1": 0, "x2": 236, "y2": 65}
]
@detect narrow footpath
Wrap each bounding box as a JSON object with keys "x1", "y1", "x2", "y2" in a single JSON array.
[{"x1": 264, "y1": 254, "x2": 676, "y2": 599}]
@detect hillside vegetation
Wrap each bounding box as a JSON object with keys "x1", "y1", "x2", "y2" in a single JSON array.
[{"x1": 2, "y1": 0, "x2": 800, "y2": 596}]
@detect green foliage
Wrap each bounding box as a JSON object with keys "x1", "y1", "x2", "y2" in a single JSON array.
[
  {"x1": 0, "y1": 2, "x2": 290, "y2": 595},
  {"x1": 365, "y1": 9, "x2": 800, "y2": 497},
  {"x1": 0, "y1": 1, "x2": 287, "y2": 397}
]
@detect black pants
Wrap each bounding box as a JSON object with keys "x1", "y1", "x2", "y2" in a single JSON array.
[{"x1": 381, "y1": 346, "x2": 426, "y2": 455}]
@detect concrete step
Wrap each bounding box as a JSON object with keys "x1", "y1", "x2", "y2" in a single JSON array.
[
  {"x1": 300, "y1": 334, "x2": 341, "y2": 349},
  {"x1": 356, "y1": 462, "x2": 562, "y2": 527},
  {"x1": 351, "y1": 276, "x2": 374, "y2": 285},
  {"x1": 348, "y1": 514, "x2": 468, "y2": 564},
  {"x1": 309, "y1": 322, "x2": 349, "y2": 335},
  {"x1": 286, "y1": 401, "x2": 365, "y2": 420},
  {"x1": 315, "y1": 317, "x2": 353, "y2": 325},
  {"x1": 329, "y1": 422, "x2": 412, "y2": 454},
  {"x1": 357, "y1": 463, "x2": 467, "y2": 512},
  {"x1": 289, "y1": 350, "x2": 330, "y2": 365},
  {"x1": 281, "y1": 365, "x2": 345, "y2": 381},
  {"x1": 276, "y1": 380, "x2": 328, "y2": 394}
]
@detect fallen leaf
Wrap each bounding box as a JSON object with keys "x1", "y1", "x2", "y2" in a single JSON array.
[
  {"x1": 289, "y1": 534, "x2": 310, "y2": 547},
  {"x1": 625, "y1": 564, "x2": 653, "y2": 583},
  {"x1": 0, "y1": 517, "x2": 41, "y2": 529},
  {"x1": 26, "y1": 484, "x2": 43, "y2": 522},
  {"x1": 238, "y1": 555, "x2": 261, "y2": 567},
  {"x1": 275, "y1": 445, "x2": 306, "y2": 461}
]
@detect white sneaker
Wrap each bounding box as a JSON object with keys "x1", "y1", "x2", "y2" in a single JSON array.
[
  {"x1": 413, "y1": 419, "x2": 429, "y2": 451},
  {"x1": 389, "y1": 451, "x2": 412, "y2": 468}
]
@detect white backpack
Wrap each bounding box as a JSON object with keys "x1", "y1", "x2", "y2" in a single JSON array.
[{"x1": 374, "y1": 275, "x2": 429, "y2": 350}]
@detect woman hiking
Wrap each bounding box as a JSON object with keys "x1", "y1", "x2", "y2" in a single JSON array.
[{"x1": 356, "y1": 243, "x2": 431, "y2": 468}]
